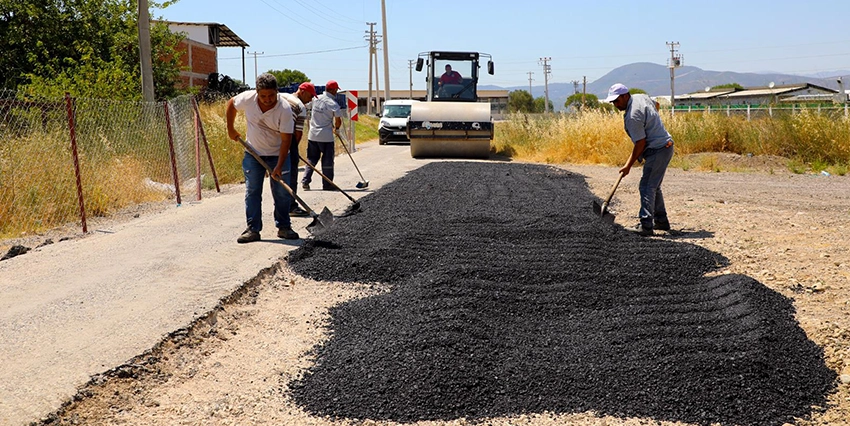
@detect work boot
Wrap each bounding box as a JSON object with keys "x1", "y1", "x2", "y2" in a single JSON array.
[
  {"x1": 290, "y1": 206, "x2": 310, "y2": 217},
  {"x1": 654, "y1": 220, "x2": 671, "y2": 231},
  {"x1": 237, "y1": 228, "x2": 261, "y2": 244},
  {"x1": 302, "y1": 182, "x2": 310, "y2": 190},
  {"x1": 278, "y1": 227, "x2": 300, "y2": 240},
  {"x1": 628, "y1": 223, "x2": 654, "y2": 236}
]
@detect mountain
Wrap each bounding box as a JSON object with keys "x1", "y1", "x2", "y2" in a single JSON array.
[{"x1": 490, "y1": 63, "x2": 843, "y2": 111}]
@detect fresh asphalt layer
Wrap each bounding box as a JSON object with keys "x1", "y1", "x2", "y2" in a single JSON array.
[
  {"x1": 288, "y1": 161, "x2": 836, "y2": 426},
  {"x1": 0, "y1": 141, "x2": 426, "y2": 425}
]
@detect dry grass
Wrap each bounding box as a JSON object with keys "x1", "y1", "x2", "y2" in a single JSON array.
[{"x1": 494, "y1": 109, "x2": 850, "y2": 174}]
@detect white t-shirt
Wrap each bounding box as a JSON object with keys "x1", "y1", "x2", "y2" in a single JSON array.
[
  {"x1": 232, "y1": 91, "x2": 295, "y2": 156},
  {"x1": 308, "y1": 91, "x2": 342, "y2": 142}
]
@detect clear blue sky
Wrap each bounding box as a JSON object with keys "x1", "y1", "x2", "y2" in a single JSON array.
[{"x1": 154, "y1": 0, "x2": 850, "y2": 90}]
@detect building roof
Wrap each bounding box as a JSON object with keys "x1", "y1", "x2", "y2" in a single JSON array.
[{"x1": 159, "y1": 21, "x2": 248, "y2": 48}]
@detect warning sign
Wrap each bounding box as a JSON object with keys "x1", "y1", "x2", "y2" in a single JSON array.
[{"x1": 346, "y1": 90, "x2": 358, "y2": 121}]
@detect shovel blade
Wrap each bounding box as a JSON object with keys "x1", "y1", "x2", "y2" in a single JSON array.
[
  {"x1": 355, "y1": 181, "x2": 369, "y2": 189},
  {"x1": 591, "y1": 200, "x2": 616, "y2": 223},
  {"x1": 305, "y1": 206, "x2": 335, "y2": 235}
]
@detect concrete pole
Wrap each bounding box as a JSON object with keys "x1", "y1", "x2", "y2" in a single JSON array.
[
  {"x1": 381, "y1": 0, "x2": 391, "y2": 102},
  {"x1": 137, "y1": 0, "x2": 154, "y2": 101}
]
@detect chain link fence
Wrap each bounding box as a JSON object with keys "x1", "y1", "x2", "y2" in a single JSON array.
[{"x1": 0, "y1": 91, "x2": 220, "y2": 240}]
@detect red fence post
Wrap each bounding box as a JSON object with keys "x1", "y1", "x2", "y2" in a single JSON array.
[
  {"x1": 163, "y1": 102, "x2": 182, "y2": 205},
  {"x1": 192, "y1": 98, "x2": 220, "y2": 193},
  {"x1": 64, "y1": 92, "x2": 87, "y2": 233}
]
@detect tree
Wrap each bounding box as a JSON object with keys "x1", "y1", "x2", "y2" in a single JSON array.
[
  {"x1": 565, "y1": 93, "x2": 601, "y2": 111},
  {"x1": 713, "y1": 83, "x2": 744, "y2": 90},
  {"x1": 507, "y1": 90, "x2": 534, "y2": 113},
  {"x1": 629, "y1": 87, "x2": 647, "y2": 95},
  {"x1": 267, "y1": 69, "x2": 310, "y2": 88},
  {"x1": 3, "y1": 0, "x2": 185, "y2": 100},
  {"x1": 533, "y1": 96, "x2": 554, "y2": 113}
]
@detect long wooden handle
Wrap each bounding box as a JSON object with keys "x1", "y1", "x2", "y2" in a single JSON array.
[{"x1": 601, "y1": 172, "x2": 625, "y2": 209}]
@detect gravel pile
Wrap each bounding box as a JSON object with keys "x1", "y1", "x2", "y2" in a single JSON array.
[{"x1": 287, "y1": 161, "x2": 835, "y2": 425}]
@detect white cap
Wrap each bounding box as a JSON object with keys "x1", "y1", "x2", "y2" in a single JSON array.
[{"x1": 605, "y1": 83, "x2": 629, "y2": 102}]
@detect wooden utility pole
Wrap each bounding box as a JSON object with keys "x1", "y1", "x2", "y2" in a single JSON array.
[
  {"x1": 582, "y1": 76, "x2": 586, "y2": 107},
  {"x1": 527, "y1": 71, "x2": 534, "y2": 96}
]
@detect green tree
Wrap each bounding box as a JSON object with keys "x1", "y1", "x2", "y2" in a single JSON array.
[
  {"x1": 629, "y1": 87, "x2": 647, "y2": 95},
  {"x1": 713, "y1": 83, "x2": 744, "y2": 90},
  {"x1": 3, "y1": 0, "x2": 184, "y2": 100},
  {"x1": 533, "y1": 96, "x2": 554, "y2": 113},
  {"x1": 267, "y1": 69, "x2": 310, "y2": 88},
  {"x1": 507, "y1": 90, "x2": 534, "y2": 113},
  {"x1": 565, "y1": 93, "x2": 601, "y2": 111}
]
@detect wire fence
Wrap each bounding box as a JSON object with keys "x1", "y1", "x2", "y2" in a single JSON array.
[
  {"x1": 0, "y1": 90, "x2": 219, "y2": 240},
  {"x1": 670, "y1": 104, "x2": 850, "y2": 120}
]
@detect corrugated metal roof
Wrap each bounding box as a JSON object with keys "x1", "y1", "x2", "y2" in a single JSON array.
[
  {"x1": 677, "y1": 90, "x2": 735, "y2": 100},
  {"x1": 159, "y1": 21, "x2": 248, "y2": 48},
  {"x1": 721, "y1": 85, "x2": 806, "y2": 98}
]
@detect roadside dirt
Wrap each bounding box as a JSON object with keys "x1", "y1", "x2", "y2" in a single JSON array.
[{"x1": 37, "y1": 155, "x2": 850, "y2": 426}]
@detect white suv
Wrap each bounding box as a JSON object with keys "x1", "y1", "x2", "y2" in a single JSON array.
[{"x1": 378, "y1": 99, "x2": 419, "y2": 145}]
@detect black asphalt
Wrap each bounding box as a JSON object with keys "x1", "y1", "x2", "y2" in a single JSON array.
[{"x1": 287, "y1": 161, "x2": 836, "y2": 426}]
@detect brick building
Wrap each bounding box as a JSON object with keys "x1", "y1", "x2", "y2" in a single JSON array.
[{"x1": 159, "y1": 21, "x2": 248, "y2": 90}]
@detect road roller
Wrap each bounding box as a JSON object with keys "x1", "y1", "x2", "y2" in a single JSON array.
[{"x1": 407, "y1": 51, "x2": 495, "y2": 158}]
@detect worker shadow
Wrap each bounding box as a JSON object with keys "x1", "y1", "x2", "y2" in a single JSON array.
[
  {"x1": 287, "y1": 161, "x2": 835, "y2": 426},
  {"x1": 657, "y1": 228, "x2": 714, "y2": 239}
]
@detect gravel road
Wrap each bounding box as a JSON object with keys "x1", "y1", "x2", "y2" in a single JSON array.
[{"x1": 6, "y1": 143, "x2": 850, "y2": 426}]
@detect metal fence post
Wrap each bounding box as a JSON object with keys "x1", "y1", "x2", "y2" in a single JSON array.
[
  {"x1": 191, "y1": 98, "x2": 221, "y2": 193},
  {"x1": 163, "y1": 101, "x2": 182, "y2": 206},
  {"x1": 64, "y1": 92, "x2": 87, "y2": 233}
]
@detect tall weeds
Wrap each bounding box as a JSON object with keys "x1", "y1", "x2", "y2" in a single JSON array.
[{"x1": 494, "y1": 109, "x2": 850, "y2": 171}]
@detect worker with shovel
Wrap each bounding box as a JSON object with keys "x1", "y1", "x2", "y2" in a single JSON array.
[
  {"x1": 280, "y1": 82, "x2": 318, "y2": 217},
  {"x1": 606, "y1": 83, "x2": 674, "y2": 236},
  {"x1": 301, "y1": 80, "x2": 343, "y2": 191},
  {"x1": 226, "y1": 73, "x2": 299, "y2": 243}
]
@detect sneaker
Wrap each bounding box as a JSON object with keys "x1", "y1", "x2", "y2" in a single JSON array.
[
  {"x1": 290, "y1": 206, "x2": 310, "y2": 217},
  {"x1": 277, "y1": 227, "x2": 300, "y2": 240},
  {"x1": 654, "y1": 220, "x2": 671, "y2": 231},
  {"x1": 301, "y1": 182, "x2": 310, "y2": 190},
  {"x1": 628, "y1": 224, "x2": 654, "y2": 236},
  {"x1": 237, "y1": 228, "x2": 260, "y2": 244}
]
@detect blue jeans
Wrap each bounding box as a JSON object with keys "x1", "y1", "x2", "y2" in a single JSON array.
[
  {"x1": 302, "y1": 140, "x2": 335, "y2": 189},
  {"x1": 243, "y1": 152, "x2": 292, "y2": 232},
  {"x1": 638, "y1": 144, "x2": 674, "y2": 229}
]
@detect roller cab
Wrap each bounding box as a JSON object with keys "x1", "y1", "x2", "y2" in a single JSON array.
[{"x1": 407, "y1": 51, "x2": 495, "y2": 158}]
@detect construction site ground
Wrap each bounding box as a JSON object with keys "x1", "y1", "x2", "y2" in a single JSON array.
[{"x1": 1, "y1": 142, "x2": 849, "y2": 426}]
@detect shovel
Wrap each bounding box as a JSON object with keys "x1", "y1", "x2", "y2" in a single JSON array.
[
  {"x1": 335, "y1": 132, "x2": 370, "y2": 189},
  {"x1": 236, "y1": 136, "x2": 334, "y2": 235},
  {"x1": 298, "y1": 154, "x2": 361, "y2": 216},
  {"x1": 591, "y1": 171, "x2": 624, "y2": 223}
]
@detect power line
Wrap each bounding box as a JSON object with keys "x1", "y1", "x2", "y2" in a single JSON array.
[
  {"x1": 218, "y1": 45, "x2": 366, "y2": 61},
  {"x1": 257, "y1": 0, "x2": 356, "y2": 42}
]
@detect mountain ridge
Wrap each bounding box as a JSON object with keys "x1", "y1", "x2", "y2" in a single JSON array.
[{"x1": 481, "y1": 63, "x2": 846, "y2": 111}]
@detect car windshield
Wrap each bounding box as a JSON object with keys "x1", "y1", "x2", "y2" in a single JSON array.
[{"x1": 383, "y1": 105, "x2": 411, "y2": 118}]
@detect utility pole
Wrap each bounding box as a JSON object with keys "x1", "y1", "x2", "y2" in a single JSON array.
[
  {"x1": 667, "y1": 41, "x2": 682, "y2": 117},
  {"x1": 527, "y1": 71, "x2": 534, "y2": 96},
  {"x1": 408, "y1": 59, "x2": 416, "y2": 99},
  {"x1": 365, "y1": 22, "x2": 377, "y2": 115},
  {"x1": 571, "y1": 80, "x2": 580, "y2": 94},
  {"x1": 137, "y1": 0, "x2": 154, "y2": 101},
  {"x1": 381, "y1": 0, "x2": 391, "y2": 102},
  {"x1": 248, "y1": 51, "x2": 263, "y2": 86},
  {"x1": 539, "y1": 57, "x2": 551, "y2": 113},
  {"x1": 582, "y1": 76, "x2": 587, "y2": 107}
]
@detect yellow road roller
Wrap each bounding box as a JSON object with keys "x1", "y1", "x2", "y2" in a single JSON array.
[{"x1": 407, "y1": 51, "x2": 495, "y2": 158}]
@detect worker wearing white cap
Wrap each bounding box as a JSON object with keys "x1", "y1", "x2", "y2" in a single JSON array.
[{"x1": 606, "y1": 83, "x2": 674, "y2": 236}]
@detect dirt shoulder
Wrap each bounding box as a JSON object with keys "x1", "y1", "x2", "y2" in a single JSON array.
[{"x1": 38, "y1": 156, "x2": 850, "y2": 426}]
